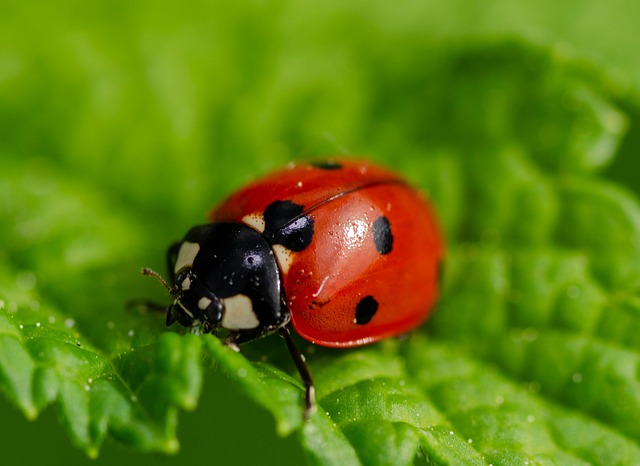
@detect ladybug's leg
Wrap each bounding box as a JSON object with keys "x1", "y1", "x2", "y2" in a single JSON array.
[
  {"x1": 223, "y1": 332, "x2": 241, "y2": 352},
  {"x1": 126, "y1": 298, "x2": 167, "y2": 312},
  {"x1": 126, "y1": 298, "x2": 171, "y2": 320},
  {"x1": 278, "y1": 325, "x2": 316, "y2": 420},
  {"x1": 127, "y1": 299, "x2": 181, "y2": 328}
]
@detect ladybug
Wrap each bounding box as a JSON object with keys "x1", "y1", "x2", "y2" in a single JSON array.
[{"x1": 143, "y1": 159, "x2": 443, "y2": 418}]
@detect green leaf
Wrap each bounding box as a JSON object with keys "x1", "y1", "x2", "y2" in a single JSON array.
[
  {"x1": 0, "y1": 265, "x2": 203, "y2": 456},
  {"x1": 2, "y1": 3, "x2": 640, "y2": 465}
]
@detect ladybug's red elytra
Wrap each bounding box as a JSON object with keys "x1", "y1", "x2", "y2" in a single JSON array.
[{"x1": 143, "y1": 159, "x2": 444, "y2": 418}]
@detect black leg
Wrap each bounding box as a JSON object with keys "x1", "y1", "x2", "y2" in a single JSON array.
[
  {"x1": 279, "y1": 325, "x2": 316, "y2": 420},
  {"x1": 126, "y1": 298, "x2": 168, "y2": 313},
  {"x1": 223, "y1": 332, "x2": 241, "y2": 352}
]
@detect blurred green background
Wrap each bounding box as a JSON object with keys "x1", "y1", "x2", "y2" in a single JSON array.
[{"x1": 2, "y1": 0, "x2": 640, "y2": 465}]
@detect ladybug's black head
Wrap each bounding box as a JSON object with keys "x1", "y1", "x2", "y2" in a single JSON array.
[
  {"x1": 168, "y1": 268, "x2": 225, "y2": 333},
  {"x1": 144, "y1": 222, "x2": 287, "y2": 338},
  {"x1": 140, "y1": 266, "x2": 224, "y2": 334}
]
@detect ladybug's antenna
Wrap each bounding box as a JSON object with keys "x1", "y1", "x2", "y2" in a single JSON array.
[{"x1": 141, "y1": 267, "x2": 174, "y2": 295}]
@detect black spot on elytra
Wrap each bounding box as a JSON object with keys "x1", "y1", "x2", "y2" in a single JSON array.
[
  {"x1": 355, "y1": 296, "x2": 378, "y2": 325},
  {"x1": 263, "y1": 200, "x2": 314, "y2": 252},
  {"x1": 372, "y1": 216, "x2": 393, "y2": 255},
  {"x1": 310, "y1": 160, "x2": 343, "y2": 170}
]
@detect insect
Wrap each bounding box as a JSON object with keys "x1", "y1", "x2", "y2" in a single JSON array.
[{"x1": 142, "y1": 159, "x2": 443, "y2": 418}]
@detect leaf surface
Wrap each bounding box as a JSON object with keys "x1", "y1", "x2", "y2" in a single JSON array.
[{"x1": 1, "y1": 8, "x2": 640, "y2": 465}]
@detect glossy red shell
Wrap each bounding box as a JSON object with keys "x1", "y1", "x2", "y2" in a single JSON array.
[{"x1": 209, "y1": 160, "x2": 444, "y2": 348}]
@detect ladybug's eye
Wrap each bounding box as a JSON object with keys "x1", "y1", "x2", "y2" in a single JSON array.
[
  {"x1": 174, "y1": 269, "x2": 195, "y2": 292},
  {"x1": 201, "y1": 298, "x2": 224, "y2": 323}
]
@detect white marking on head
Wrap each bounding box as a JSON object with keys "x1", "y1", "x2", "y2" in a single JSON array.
[
  {"x1": 181, "y1": 276, "x2": 191, "y2": 290},
  {"x1": 242, "y1": 213, "x2": 266, "y2": 233},
  {"x1": 221, "y1": 294, "x2": 259, "y2": 330},
  {"x1": 272, "y1": 244, "x2": 294, "y2": 274},
  {"x1": 174, "y1": 241, "x2": 200, "y2": 274},
  {"x1": 198, "y1": 297, "x2": 212, "y2": 310}
]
